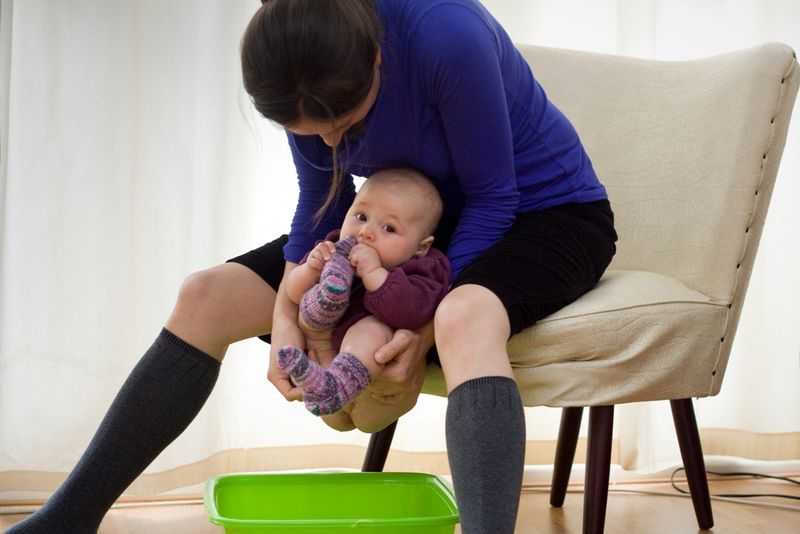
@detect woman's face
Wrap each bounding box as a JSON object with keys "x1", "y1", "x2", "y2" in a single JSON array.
[{"x1": 284, "y1": 55, "x2": 381, "y2": 147}]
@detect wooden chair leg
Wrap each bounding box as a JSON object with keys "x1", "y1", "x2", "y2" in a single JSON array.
[
  {"x1": 670, "y1": 398, "x2": 714, "y2": 530},
  {"x1": 583, "y1": 405, "x2": 614, "y2": 534},
  {"x1": 550, "y1": 407, "x2": 584, "y2": 507},
  {"x1": 361, "y1": 420, "x2": 398, "y2": 472}
]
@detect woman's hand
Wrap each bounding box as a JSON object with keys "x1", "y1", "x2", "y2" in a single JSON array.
[{"x1": 369, "y1": 322, "x2": 434, "y2": 405}]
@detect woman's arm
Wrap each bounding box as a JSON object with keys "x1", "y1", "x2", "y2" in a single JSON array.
[
  {"x1": 414, "y1": 6, "x2": 521, "y2": 277},
  {"x1": 268, "y1": 262, "x2": 305, "y2": 401},
  {"x1": 269, "y1": 260, "x2": 338, "y2": 401}
]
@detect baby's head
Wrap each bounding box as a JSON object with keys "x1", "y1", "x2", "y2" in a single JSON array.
[{"x1": 340, "y1": 168, "x2": 443, "y2": 269}]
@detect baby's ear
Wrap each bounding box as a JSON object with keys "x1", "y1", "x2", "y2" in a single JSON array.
[{"x1": 416, "y1": 236, "x2": 435, "y2": 257}]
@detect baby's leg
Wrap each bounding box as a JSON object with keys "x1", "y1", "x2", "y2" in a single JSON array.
[
  {"x1": 299, "y1": 236, "x2": 357, "y2": 331},
  {"x1": 321, "y1": 372, "x2": 425, "y2": 433},
  {"x1": 348, "y1": 385, "x2": 422, "y2": 433},
  {"x1": 278, "y1": 316, "x2": 391, "y2": 416},
  {"x1": 321, "y1": 406, "x2": 357, "y2": 432}
]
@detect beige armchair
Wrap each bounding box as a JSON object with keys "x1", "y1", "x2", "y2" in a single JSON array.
[{"x1": 362, "y1": 43, "x2": 799, "y2": 533}]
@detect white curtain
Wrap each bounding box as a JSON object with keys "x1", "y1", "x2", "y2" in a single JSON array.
[{"x1": 1, "y1": 0, "x2": 798, "y2": 499}]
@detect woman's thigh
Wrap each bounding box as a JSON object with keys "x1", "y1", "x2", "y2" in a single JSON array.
[
  {"x1": 226, "y1": 235, "x2": 289, "y2": 345},
  {"x1": 227, "y1": 234, "x2": 288, "y2": 293},
  {"x1": 452, "y1": 199, "x2": 617, "y2": 337}
]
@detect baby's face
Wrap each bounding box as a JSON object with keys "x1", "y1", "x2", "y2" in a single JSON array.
[{"x1": 340, "y1": 182, "x2": 432, "y2": 269}]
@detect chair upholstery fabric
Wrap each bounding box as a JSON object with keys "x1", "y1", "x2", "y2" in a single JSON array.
[{"x1": 421, "y1": 43, "x2": 799, "y2": 407}]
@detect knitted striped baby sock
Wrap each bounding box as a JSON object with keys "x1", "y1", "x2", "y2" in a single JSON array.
[
  {"x1": 277, "y1": 346, "x2": 370, "y2": 416},
  {"x1": 300, "y1": 236, "x2": 357, "y2": 331}
]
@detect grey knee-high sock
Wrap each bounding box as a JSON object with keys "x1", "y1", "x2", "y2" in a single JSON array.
[
  {"x1": 446, "y1": 376, "x2": 525, "y2": 534},
  {"x1": 5, "y1": 329, "x2": 220, "y2": 534}
]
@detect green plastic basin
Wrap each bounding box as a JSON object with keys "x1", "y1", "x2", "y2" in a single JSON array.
[{"x1": 204, "y1": 471, "x2": 460, "y2": 533}]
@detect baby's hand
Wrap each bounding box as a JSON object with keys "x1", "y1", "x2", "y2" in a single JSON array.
[
  {"x1": 306, "y1": 241, "x2": 336, "y2": 271},
  {"x1": 349, "y1": 244, "x2": 382, "y2": 278},
  {"x1": 350, "y1": 244, "x2": 389, "y2": 290}
]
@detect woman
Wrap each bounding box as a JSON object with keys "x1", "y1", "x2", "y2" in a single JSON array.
[
  {"x1": 242, "y1": 1, "x2": 616, "y2": 532},
  {"x1": 6, "y1": 1, "x2": 616, "y2": 533}
]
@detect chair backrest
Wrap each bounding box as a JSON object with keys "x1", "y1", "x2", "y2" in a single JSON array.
[
  {"x1": 517, "y1": 43, "x2": 798, "y2": 394},
  {"x1": 520, "y1": 43, "x2": 798, "y2": 305}
]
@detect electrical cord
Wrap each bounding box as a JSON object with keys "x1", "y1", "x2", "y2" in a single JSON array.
[
  {"x1": 523, "y1": 486, "x2": 800, "y2": 512},
  {"x1": 521, "y1": 468, "x2": 800, "y2": 512},
  {"x1": 669, "y1": 467, "x2": 800, "y2": 501}
]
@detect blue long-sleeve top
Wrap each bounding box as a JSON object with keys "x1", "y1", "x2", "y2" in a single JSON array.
[{"x1": 283, "y1": 0, "x2": 607, "y2": 278}]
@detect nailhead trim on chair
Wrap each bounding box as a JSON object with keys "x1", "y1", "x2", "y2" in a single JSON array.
[{"x1": 711, "y1": 54, "x2": 797, "y2": 395}]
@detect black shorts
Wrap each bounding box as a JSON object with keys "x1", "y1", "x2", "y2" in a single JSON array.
[{"x1": 228, "y1": 199, "x2": 617, "y2": 344}]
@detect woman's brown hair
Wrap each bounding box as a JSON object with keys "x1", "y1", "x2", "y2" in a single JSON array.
[{"x1": 241, "y1": 0, "x2": 383, "y2": 220}]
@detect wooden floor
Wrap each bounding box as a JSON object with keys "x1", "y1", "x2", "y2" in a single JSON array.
[{"x1": 2, "y1": 476, "x2": 798, "y2": 533}]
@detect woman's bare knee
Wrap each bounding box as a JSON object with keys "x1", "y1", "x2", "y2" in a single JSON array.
[
  {"x1": 172, "y1": 268, "x2": 231, "y2": 326},
  {"x1": 434, "y1": 285, "x2": 510, "y2": 348},
  {"x1": 434, "y1": 285, "x2": 513, "y2": 391},
  {"x1": 166, "y1": 263, "x2": 276, "y2": 359}
]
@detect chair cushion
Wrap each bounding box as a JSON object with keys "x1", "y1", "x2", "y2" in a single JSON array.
[{"x1": 421, "y1": 270, "x2": 730, "y2": 406}]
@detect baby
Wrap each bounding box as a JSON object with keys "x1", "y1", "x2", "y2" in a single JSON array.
[{"x1": 278, "y1": 168, "x2": 450, "y2": 428}]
